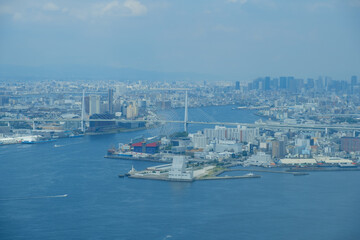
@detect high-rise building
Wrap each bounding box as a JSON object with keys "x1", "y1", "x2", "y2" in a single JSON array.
[
  {"x1": 287, "y1": 76, "x2": 297, "y2": 92},
  {"x1": 264, "y1": 77, "x2": 270, "y2": 91},
  {"x1": 341, "y1": 137, "x2": 360, "y2": 152},
  {"x1": 235, "y1": 81, "x2": 240, "y2": 90},
  {"x1": 0, "y1": 96, "x2": 9, "y2": 106},
  {"x1": 297, "y1": 78, "x2": 304, "y2": 90},
  {"x1": 89, "y1": 95, "x2": 101, "y2": 116},
  {"x1": 108, "y1": 88, "x2": 114, "y2": 114},
  {"x1": 351, "y1": 76, "x2": 358, "y2": 86},
  {"x1": 324, "y1": 76, "x2": 332, "y2": 91},
  {"x1": 271, "y1": 78, "x2": 279, "y2": 90},
  {"x1": 279, "y1": 77, "x2": 287, "y2": 89},
  {"x1": 252, "y1": 78, "x2": 261, "y2": 90},
  {"x1": 315, "y1": 77, "x2": 323, "y2": 90},
  {"x1": 126, "y1": 103, "x2": 138, "y2": 119},
  {"x1": 84, "y1": 96, "x2": 90, "y2": 115},
  {"x1": 192, "y1": 132, "x2": 207, "y2": 149},
  {"x1": 272, "y1": 140, "x2": 286, "y2": 159},
  {"x1": 306, "y1": 78, "x2": 314, "y2": 89},
  {"x1": 351, "y1": 76, "x2": 358, "y2": 94}
]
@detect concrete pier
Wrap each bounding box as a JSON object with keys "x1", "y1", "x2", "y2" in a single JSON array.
[
  {"x1": 105, "y1": 155, "x2": 171, "y2": 163},
  {"x1": 288, "y1": 167, "x2": 360, "y2": 172},
  {"x1": 128, "y1": 175, "x2": 193, "y2": 182},
  {"x1": 225, "y1": 169, "x2": 309, "y2": 176},
  {"x1": 198, "y1": 175, "x2": 261, "y2": 180}
]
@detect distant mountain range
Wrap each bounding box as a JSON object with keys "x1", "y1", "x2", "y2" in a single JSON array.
[{"x1": 0, "y1": 65, "x2": 221, "y2": 82}]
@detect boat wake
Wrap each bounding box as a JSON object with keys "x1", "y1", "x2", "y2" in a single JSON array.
[{"x1": 0, "y1": 194, "x2": 68, "y2": 201}]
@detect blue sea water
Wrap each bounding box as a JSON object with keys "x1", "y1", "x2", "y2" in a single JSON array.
[{"x1": 0, "y1": 105, "x2": 359, "y2": 240}]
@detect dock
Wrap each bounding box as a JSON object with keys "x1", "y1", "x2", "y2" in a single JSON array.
[
  {"x1": 105, "y1": 155, "x2": 171, "y2": 163},
  {"x1": 126, "y1": 168, "x2": 263, "y2": 182},
  {"x1": 122, "y1": 166, "x2": 311, "y2": 182},
  {"x1": 224, "y1": 169, "x2": 309, "y2": 176},
  {"x1": 197, "y1": 175, "x2": 261, "y2": 180},
  {"x1": 288, "y1": 167, "x2": 360, "y2": 172},
  {"x1": 128, "y1": 174, "x2": 193, "y2": 182},
  {"x1": 127, "y1": 174, "x2": 260, "y2": 182}
]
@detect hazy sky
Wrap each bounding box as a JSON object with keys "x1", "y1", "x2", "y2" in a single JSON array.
[{"x1": 0, "y1": 0, "x2": 359, "y2": 81}]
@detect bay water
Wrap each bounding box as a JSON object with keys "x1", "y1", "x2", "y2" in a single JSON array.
[{"x1": 0, "y1": 106, "x2": 359, "y2": 240}]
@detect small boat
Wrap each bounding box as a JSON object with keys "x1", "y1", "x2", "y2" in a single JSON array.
[
  {"x1": 69, "y1": 134, "x2": 84, "y2": 138},
  {"x1": 338, "y1": 162, "x2": 357, "y2": 168},
  {"x1": 118, "y1": 174, "x2": 125, "y2": 178},
  {"x1": 245, "y1": 172, "x2": 254, "y2": 176}
]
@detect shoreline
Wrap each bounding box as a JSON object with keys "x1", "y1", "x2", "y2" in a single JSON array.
[
  {"x1": 85, "y1": 126, "x2": 148, "y2": 135},
  {"x1": 105, "y1": 155, "x2": 171, "y2": 163}
]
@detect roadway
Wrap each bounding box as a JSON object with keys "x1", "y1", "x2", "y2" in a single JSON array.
[{"x1": 1, "y1": 118, "x2": 360, "y2": 131}]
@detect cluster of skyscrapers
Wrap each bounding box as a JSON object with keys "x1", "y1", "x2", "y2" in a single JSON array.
[{"x1": 244, "y1": 75, "x2": 358, "y2": 93}]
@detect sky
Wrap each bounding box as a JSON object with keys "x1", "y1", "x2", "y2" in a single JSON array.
[{"x1": 0, "y1": 0, "x2": 359, "y2": 81}]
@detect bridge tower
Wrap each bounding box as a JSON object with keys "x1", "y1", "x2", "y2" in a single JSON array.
[
  {"x1": 184, "y1": 90, "x2": 188, "y2": 132},
  {"x1": 81, "y1": 89, "x2": 85, "y2": 133}
]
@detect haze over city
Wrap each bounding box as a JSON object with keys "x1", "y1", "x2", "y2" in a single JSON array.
[{"x1": 0, "y1": 0, "x2": 359, "y2": 80}]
